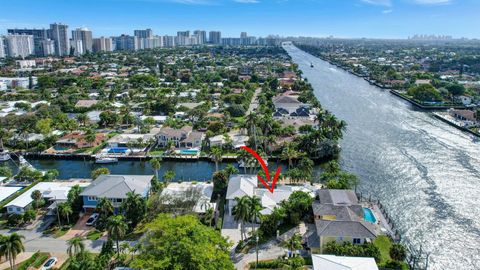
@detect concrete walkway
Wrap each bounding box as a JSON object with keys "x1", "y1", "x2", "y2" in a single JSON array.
[{"x1": 246, "y1": 88, "x2": 262, "y2": 115}]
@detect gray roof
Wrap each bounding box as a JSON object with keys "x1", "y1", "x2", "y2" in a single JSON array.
[
  {"x1": 80, "y1": 175, "x2": 153, "y2": 199},
  {"x1": 318, "y1": 189, "x2": 359, "y2": 206},
  {"x1": 315, "y1": 219, "x2": 377, "y2": 239},
  {"x1": 313, "y1": 202, "x2": 364, "y2": 222}
]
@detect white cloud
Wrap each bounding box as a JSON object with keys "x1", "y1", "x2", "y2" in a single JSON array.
[
  {"x1": 360, "y1": 0, "x2": 392, "y2": 6},
  {"x1": 382, "y1": 9, "x2": 393, "y2": 13}
]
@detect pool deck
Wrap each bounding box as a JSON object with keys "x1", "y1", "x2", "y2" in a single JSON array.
[{"x1": 360, "y1": 199, "x2": 399, "y2": 241}]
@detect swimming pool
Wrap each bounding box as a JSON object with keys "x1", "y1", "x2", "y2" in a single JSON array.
[
  {"x1": 108, "y1": 147, "x2": 130, "y2": 154},
  {"x1": 363, "y1": 208, "x2": 377, "y2": 223},
  {"x1": 54, "y1": 147, "x2": 70, "y2": 151},
  {"x1": 179, "y1": 149, "x2": 199, "y2": 155}
]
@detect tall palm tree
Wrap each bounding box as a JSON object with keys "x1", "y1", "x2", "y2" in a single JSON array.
[
  {"x1": 67, "y1": 237, "x2": 85, "y2": 257},
  {"x1": 96, "y1": 197, "x2": 114, "y2": 218},
  {"x1": 210, "y1": 146, "x2": 223, "y2": 172},
  {"x1": 281, "y1": 143, "x2": 300, "y2": 169},
  {"x1": 57, "y1": 202, "x2": 73, "y2": 225},
  {"x1": 0, "y1": 233, "x2": 25, "y2": 270},
  {"x1": 282, "y1": 233, "x2": 302, "y2": 257},
  {"x1": 232, "y1": 196, "x2": 249, "y2": 242},
  {"x1": 107, "y1": 215, "x2": 128, "y2": 257},
  {"x1": 150, "y1": 158, "x2": 161, "y2": 180},
  {"x1": 246, "y1": 196, "x2": 263, "y2": 237}
]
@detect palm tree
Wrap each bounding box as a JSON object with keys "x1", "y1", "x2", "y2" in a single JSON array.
[
  {"x1": 96, "y1": 197, "x2": 114, "y2": 218},
  {"x1": 84, "y1": 129, "x2": 97, "y2": 148},
  {"x1": 224, "y1": 164, "x2": 239, "y2": 177},
  {"x1": 232, "y1": 196, "x2": 249, "y2": 242},
  {"x1": 57, "y1": 202, "x2": 73, "y2": 225},
  {"x1": 246, "y1": 196, "x2": 263, "y2": 237},
  {"x1": 281, "y1": 143, "x2": 300, "y2": 169},
  {"x1": 282, "y1": 233, "x2": 302, "y2": 257},
  {"x1": 210, "y1": 146, "x2": 223, "y2": 172},
  {"x1": 0, "y1": 233, "x2": 25, "y2": 270},
  {"x1": 67, "y1": 237, "x2": 85, "y2": 257},
  {"x1": 150, "y1": 158, "x2": 161, "y2": 180},
  {"x1": 163, "y1": 170, "x2": 175, "y2": 185},
  {"x1": 107, "y1": 215, "x2": 128, "y2": 257}
]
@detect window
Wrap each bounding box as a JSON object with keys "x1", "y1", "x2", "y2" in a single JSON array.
[
  {"x1": 88, "y1": 196, "x2": 97, "y2": 201},
  {"x1": 16, "y1": 207, "x2": 21, "y2": 212},
  {"x1": 8, "y1": 207, "x2": 13, "y2": 212},
  {"x1": 353, "y1": 238, "x2": 361, "y2": 244}
]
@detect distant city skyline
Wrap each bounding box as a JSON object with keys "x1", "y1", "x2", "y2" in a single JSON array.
[{"x1": 0, "y1": 0, "x2": 478, "y2": 39}]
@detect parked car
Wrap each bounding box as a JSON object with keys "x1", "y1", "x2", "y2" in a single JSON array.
[
  {"x1": 86, "y1": 213, "x2": 99, "y2": 226},
  {"x1": 41, "y1": 257, "x2": 58, "y2": 270}
]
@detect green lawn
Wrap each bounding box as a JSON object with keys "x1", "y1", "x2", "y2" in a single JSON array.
[
  {"x1": 374, "y1": 236, "x2": 409, "y2": 270},
  {"x1": 86, "y1": 229, "x2": 103, "y2": 240},
  {"x1": 373, "y1": 235, "x2": 392, "y2": 264}
]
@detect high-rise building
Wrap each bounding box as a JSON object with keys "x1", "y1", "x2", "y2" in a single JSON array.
[
  {"x1": 142, "y1": 36, "x2": 163, "y2": 49},
  {"x1": 193, "y1": 30, "x2": 207, "y2": 45},
  {"x1": 162, "y1": 35, "x2": 176, "y2": 47},
  {"x1": 4, "y1": 34, "x2": 35, "y2": 58},
  {"x1": 209, "y1": 31, "x2": 221, "y2": 44},
  {"x1": 0, "y1": 37, "x2": 5, "y2": 58},
  {"x1": 177, "y1": 31, "x2": 190, "y2": 38},
  {"x1": 70, "y1": 39, "x2": 84, "y2": 56},
  {"x1": 71, "y1": 27, "x2": 93, "y2": 53},
  {"x1": 7, "y1": 28, "x2": 49, "y2": 56},
  {"x1": 50, "y1": 23, "x2": 69, "y2": 56},
  {"x1": 240, "y1": 32, "x2": 247, "y2": 38},
  {"x1": 92, "y1": 37, "x2": 113, "y2": 53},
  {"x1": 134, "y1": 29, "x2": 153, "y2": 39},
  {"x1": 39, "y1": 39, "x2": 55, "y2": 56},
  {"x1": 113, "y1": 35, "x2": 138, "y2": 51}
]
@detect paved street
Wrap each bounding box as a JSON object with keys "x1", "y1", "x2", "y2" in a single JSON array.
[{"x1": 0, "y1": 228, "x2": 103, "y2": 253}]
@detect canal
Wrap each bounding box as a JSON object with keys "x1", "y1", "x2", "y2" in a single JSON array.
[{"x1": 284, "y1": 44, "x2": 480, "y2": 269}]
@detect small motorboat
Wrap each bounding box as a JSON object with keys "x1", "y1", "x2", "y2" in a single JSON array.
[
  {"x1": 238, "y1": 159, "x2": 268, "y2": 168},
  {"x1": 310, "y1": 63, "x2": 314, "y2": 68},
  {"x1": 95, "y1": 156, "x2": 118, "y2": 164}
]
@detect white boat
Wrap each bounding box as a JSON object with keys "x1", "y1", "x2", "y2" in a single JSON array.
[
  {"x1": 95, "y1": 156, "x2": 118, "y2": 164},
  {"x1": 0, "y1": 149, "x2": 10, "y2": 162},
  {"x1": 238, "y1": 159, "x2": 268, "y2": 168}
]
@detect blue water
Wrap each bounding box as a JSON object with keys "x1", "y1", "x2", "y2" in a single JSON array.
[{"x1": 363, "y1": 208, "x2": 377, "y2": 223}]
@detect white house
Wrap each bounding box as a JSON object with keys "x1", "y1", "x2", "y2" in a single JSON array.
[
  {"x1": 312, "y1": 254, "x2": 379, "y2": 270},
  {"x1": 0, "y1": 186, "x2": 22, "y2": 204},
  {"x1": 225, "y1": 174, "x2": 317, "y2": 216},
  {"x1": 5, "y1": 181, "x2": 90, "y2": 214},
  {"x1": 161, "y1": 182, "x2": 216, "y2": 213}
]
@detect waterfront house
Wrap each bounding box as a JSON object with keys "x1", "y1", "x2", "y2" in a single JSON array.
[
  {"x1": 55, "y1": 132, "x2": 106, "y2": 151},
  {"x1": 449, "y1": 109, "x2": 478, "y2": 124},
  {"x1": 156, "y1": 126, "x2": 204, "y2": 149},
  {"x1": 5, "y1": 181, "x2": 90, "y2": 215},
  {"x1": 107, "y1": 134, "x2": 156, "y2": 149},
  {"x1": 308, "y1": 189, "x2": 377, "y2": 253},
  {"x1": 80, "y1": 174, "x2": 153, "y2": 213},
  {"x1": 273, "y1": 96, "x2": 309, "y2": 114},
  {"x1": 311, "y1": 254, "x2": 379, "y2": 270}
]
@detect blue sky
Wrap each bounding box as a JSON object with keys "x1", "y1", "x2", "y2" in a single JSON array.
[{"x1": 0, "y1": 0, "x2": 478, "y2": 38}]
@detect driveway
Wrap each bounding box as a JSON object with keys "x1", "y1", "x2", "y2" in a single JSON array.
[{"x1": 59, "y1": 214, "x2": 94, "y2": 240}]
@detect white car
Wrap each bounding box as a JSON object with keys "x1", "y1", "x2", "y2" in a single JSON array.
[
  {"x1": 41, "y1": 257, "x2": 57, "y2": 270},
  {"x1": 86, "y1": 213, "x2": 99, "y2": 226}
]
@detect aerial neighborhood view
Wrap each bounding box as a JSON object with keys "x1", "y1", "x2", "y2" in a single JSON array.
[{"x1": 0, "y1": 0, "x2": 478, "y2": 269}]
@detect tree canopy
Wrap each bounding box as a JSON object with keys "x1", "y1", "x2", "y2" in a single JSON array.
[{"x1": 131, "y1": 214, "x2": 234, "y2": 270}]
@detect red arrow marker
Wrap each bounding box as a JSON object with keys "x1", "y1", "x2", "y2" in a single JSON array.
[{"x1": 240, "y1": 146, "x2": 281, "y2": 194}]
